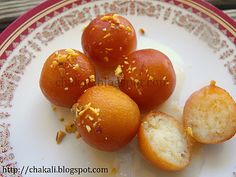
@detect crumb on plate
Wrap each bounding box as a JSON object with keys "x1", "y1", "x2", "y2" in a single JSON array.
[
  {"x1": 139, "y1": 28, "x2": 145, "y2": 35},
  {"x1": 65, "y1": 123, "x2": 77, "y2": 133},
  {"x1": 56, "y1": 130, "x2": 66, "y2": 144}
]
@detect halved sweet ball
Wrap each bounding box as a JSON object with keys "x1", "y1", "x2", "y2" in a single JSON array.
[
  {"x1": 40, "y1": 49, "x2": 96, "y2": 108},
  {"x1": 183, "y1": 81, "x2": 236, "y2": 144},
  {"x1": 73, "y1": 85, "x2": 140, "y2": 151},
  {"x1": 82, "y1": 13, "x2": 137, "y2": 68},
  {"x1": 138, "y1": 111, "x2": 191, "y2": 171},
  {"x1": 116, "y1": 49, "x2": 176, "y2": 110}
]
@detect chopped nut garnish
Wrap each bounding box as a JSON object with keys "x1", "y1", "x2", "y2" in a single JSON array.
[
  {"x1": 75, "y1": 103, "x2": 100, "y2": 119},
  {"x1": 80, "y1": 81, "x2": 85, "y2": 87},
  {"x1": 105, "y1": 137, "x2": 108, "y2": 140},
  {"x1": 51, "y1": 49, "x2": 79, "y2": 68},
  {"x1": 65, "y1": 48, "x2": 78, "y2": 56},
  {"x1": 126, "y1": 26, "x2": 132, "y2": 32},
  {"x1": 101, "y1": 15, "x2": 112, "y2": 21},
  {"x1": 139, "y1": 28, "x2": 145, "y2": 35},
  {"x1": 50, "y1": 61, "x2": 59, "y2": 68},
  {"x1": 124, "y1": 61, "x2": 129, "y2": 65},
  {"x1": 98, "y1": 42, "x2": 102, "y2": 46},
  {"x1": 105, "y1": 48, "x2": 113, "y2": 51},
  {"x1": 112, "y1": 14, "x2": 120, "y2": 24},
  {"x1": 65, "y1": 123, "x2": 77, "y2": 133},
  {"x1": 119, "y1": 47, "x2": 123, "y2": 51},
  {"x1": 102, "y1": 28, "x2": 107, "y2": 31},
  {"x1": 131, "y1": 67, "x2": 136, "y2": 71},
  {"x1": 103, "y1": 33, "x2": 112, "y2": 39},
  {"x1": 83, "y1": 25, "x2": 88, "y2": 31},
  {"x1": 85, "y1": 78, "x2": 89, "y2": 84},
  {"x1": 104, "y1": 56, "x2": 109, "y2": 62},
  {"x1": 88, "y1": 115, "x2": 94, "y2": 121},
  {"x1": 162, "y1": 76, "x2": 167, "y2": 80},
  {"x1": 69, "y1": 77, "x2": 74, "y2": 83},
  {"x1": 57, "y1": 54, "x2": 67, "y2": 63},
  {"x1": 89, "y1": 75, "x2": 95, "y2": 82},
  {"x1": 134, "y1": 79, "x2": 140, "y2": 83},
  {"x1": 93, "y1": 121, "x2": 98, "y2": 128},
  {"x1": 73, "y1": 64, "x2": 80, "y2": 71},
  {"x1": 60, "y1": 118, "x2": 64, "y2": 122},
  {"x1": 186, "y1": 127, "x2": 193, "y2": 137},
  {"x1": 77, "y1": 103, "x2": 91, "y2": 117},
  {"x1": 148, "y1": 76, "x2": 154, "y2": 81},
  {"x1": 115, "y1": 65, "x2": 123, "y2": 77},
  {"x1": 110, "y1": 23, "x2": 115, "y2": 28},
  {"x1": 86, "y1": 125, "x2": 92, "y2": 133},
  {"x1": 56, "y1": 130, "x2": 66, "y2": 144},
  {"x1": 89, "y1": 107, "x2": 100, "y2": 116},
  {"x1": 166, "y1": 82, "x2": 170, "y2": 85},
  {"x1": 91, "y1": 27, "x2": 95, "y2": 31},
  {"x1": 210, "y1": 80, "x2": 216, "y2": 86},
  {"x1": 132, "y1": 60, "x2": 135, "y2": 64},
  {"x1": 119, "y1": 24, "x2": 125, "y2": 29},
  {"x1": 64, "y1": 87, "x2": 69, "y2": 91}
]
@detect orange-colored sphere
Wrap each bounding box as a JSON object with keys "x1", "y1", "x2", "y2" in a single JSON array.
[
  {"x1": 40, "y1": 49, "x2": 96, "y2": 108},
  {"x1": 117, "y1": 49, "x2": 176, "y2": 110},
  {"x1": 82, "y1": 13, "x2": 137, "y2": 68},
  {"x1": 74, "y1": 85, "x2": 140, "y2": 151}
]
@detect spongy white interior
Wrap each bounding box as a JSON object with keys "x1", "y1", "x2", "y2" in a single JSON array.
[
  {"x1": 143, "y1": 114, "x2": 189, "y2": 166},
  {"x1": 186, "y1": 92, "x2": 236, "y2": 142}
]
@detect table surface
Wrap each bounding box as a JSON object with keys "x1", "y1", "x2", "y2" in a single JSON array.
[{"x1": 0, "y1": 0, "x2": 235, "y2": 33}]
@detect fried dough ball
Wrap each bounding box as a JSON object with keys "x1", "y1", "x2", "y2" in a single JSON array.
[
  {"x1": 116, "y1": 49, "x2": 176, "y2": 110},
  {"x1": 138, "y1": 111, "x2": 191, "y2": 171},
  {"x1": 82, "y1": 13, "x2": 137, "y2": 68},
  {"x1": 40, "y1": 49, "x2": 96, "y2": 108},
  {"x1": 183, "y1": 81, "x2": 236, "y2": 144},
  {"x1": 74, "y1": 85, "x2": 140, "y2": 151}
]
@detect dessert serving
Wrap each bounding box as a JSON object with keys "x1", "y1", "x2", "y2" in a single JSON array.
[
  {"x1": 73, "y1": 85, "x2": 140, "y2": 151},
  {"x1": 138, "y1": 111, "x2": 191, "y2": 171},
  {"x1": 38, "y1": 12, "x2": 236, "y2": 174},
  {"x1": 82, "y1": 13, "x2": 137, "y2": 68},
  {"x1": 40, "y1": 49, "x2": 96, "y2": 108},
  {"x1": 116, "y1": 49, "x2": 176, "y2": 110},
  {"x1": 183, "y1": 81, "x2": 236, "y2": 144}
]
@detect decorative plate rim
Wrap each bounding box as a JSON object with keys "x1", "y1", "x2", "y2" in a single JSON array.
[{"x1": 0, "y1": 0, "x2": 235, "y2": 62}]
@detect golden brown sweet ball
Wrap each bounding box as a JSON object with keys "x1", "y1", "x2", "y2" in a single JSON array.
[
  {"x1": 82, "y1": 13, "x2": 137, "y2": 68},
  {"x1": 115, "y1": 49, "x2": 176, "y2": 110},
  {"x1": 40, "y1": 49, "x2": 96, "y2": 108},
  {"x1": 73, "y1": 85, "x2": 140, "y2": 152},
  {"x1": 138, "y1": 111, "x2": 192, "y2": 171},
  {"x1": 183, "y1": 81, "x2": 236, "y2": 144}
]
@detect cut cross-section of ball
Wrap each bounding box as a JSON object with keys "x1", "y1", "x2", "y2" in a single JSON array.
[
  {"x1": 183, "y1": 81, "x2": 236, "y2": 144},
  {"x1": 138, "y1": 111, "x2": 191, "y2": 171}
]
